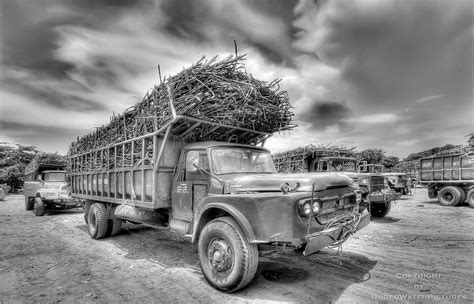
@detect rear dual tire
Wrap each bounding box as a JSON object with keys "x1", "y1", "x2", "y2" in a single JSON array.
[
  {"x1": 25, "y1": 197, "x2": 34, "y2": 210},
  {"x1": 87, "y1": 203, "x2": 122, "y2": 239},
  {"x1": 438, "y1": 186, "x2": 464, "y2": 206},
  {"x1": 466, "y1": 189, "x2": 474, "y2": 208}
]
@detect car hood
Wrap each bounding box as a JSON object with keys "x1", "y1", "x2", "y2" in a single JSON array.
[{"x1": 224, "y1": 172, "x2": 353, "y2": 193}]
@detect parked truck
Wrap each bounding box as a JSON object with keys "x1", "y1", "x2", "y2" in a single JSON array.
[
  {"x1": 70, "y1": 115, "x2": 370, "y2": 292},
  {"x1": 273, "y1": 146, "x2": 399, "y2": 217},
  {"x1": 419, "y1": 152, "x2": 474, "y2": 207},
  {"x1": 24, "y1": 154, "x2": 82, "y2": 216},
  {"x1": 69, "y1": 55, "x2": 371, "y2": 292}
]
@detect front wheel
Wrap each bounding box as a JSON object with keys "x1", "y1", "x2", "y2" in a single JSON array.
[
  {"x1": 198, "y1": 217, "x2": 258, "y2": 292},
  {"x1": 33, "y1": 198, "x2": 45, "y2": 216},
  {"x1": 370, "y1": 201, "x2": 391, "y2": 217}
]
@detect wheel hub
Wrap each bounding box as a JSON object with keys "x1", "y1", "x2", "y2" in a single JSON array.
[{"x1": 207, "y1": 237, "x2": 234, "y2": 275}]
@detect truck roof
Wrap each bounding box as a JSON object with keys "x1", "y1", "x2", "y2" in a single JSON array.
[{"x1": 183, "y1": 141, "x2": 269, "y2": 152}]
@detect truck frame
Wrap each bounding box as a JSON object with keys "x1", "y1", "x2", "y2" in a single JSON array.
[
  {"x1": 419, "y1": 152, "x2": 474, "y2": 207},
  {"x1": 70, "y1": 113, "x2": 370, "y2": 292}
]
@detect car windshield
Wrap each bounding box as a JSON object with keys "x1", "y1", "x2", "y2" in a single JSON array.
[
  {"x1": 211, "y1": 148, "x2": 276, "y2": 174},
  {"x1": 44, "y1": 172, "x2": 66, "y2": 182}
]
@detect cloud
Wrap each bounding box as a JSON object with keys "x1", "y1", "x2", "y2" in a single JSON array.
[
  {"x1": 416, "y1": 95, "x2": 445, "y2": 103},
  {"x1": 349, "y1": 113, "x2": 399, "y2": 124},
  {"x1": 293, "y1": 0, "x2": 472, "y2": 106},
  {"x1": 298, "y1": 101, "x2": 351, "y2": 128}
]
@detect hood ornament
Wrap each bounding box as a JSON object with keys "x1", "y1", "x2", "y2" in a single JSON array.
[{"x1": 280, "y1": 181, "x2": 301, "y2": 194}]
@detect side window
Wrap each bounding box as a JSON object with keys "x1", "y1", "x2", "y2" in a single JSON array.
[
  {"x1": 185, "y1": 150, "x2": 209, "y2": 181},
  {"x1": 319, "y1": 161, "x2": 328, "y2": 171}
]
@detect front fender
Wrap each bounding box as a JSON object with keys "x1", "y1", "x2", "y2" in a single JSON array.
[{"x1": 191, "y1": 201, "x2": 256, "y2": 244}]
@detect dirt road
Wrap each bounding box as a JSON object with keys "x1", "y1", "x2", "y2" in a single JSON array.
[{"x1": 1, "y1": 189, "x2": 472, "y2": 303}]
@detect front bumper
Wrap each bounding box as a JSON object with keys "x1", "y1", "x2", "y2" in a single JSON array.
[
  {"x1": 303, "y1": 212, "x2": 371, "y2": 256},
  {"x1": 369, "y1": 191, "x2": 400, "y2": 203}
]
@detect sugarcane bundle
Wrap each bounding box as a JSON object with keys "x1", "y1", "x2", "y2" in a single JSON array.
[
  {"x1": 25, "y1": 153, "x2": 67, "y2": 175},
  {"x1": 69, "y1": 54, "x2": 295, "y2": 155},
  {"x1": 272, "y1": 144, "x2": 356, "y2": 173}
]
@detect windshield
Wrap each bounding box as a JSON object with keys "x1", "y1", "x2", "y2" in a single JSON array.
[
  {"x1": 44, "y1": 172, "x2": 66, "y2": 182},
  {"x1": 329, "y1": 159, "x2": 357, "y2": 172},
  {"x1": 211, "y1": 148, "x2": 276, "y2": 174}
]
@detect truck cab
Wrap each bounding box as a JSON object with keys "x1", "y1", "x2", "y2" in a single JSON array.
[
  {"x1": 24, "y1": 170, "x2": 81, "y2": 216},
  {"x1": 314, "y1": 156, "x2": 398, "y2": 217}
]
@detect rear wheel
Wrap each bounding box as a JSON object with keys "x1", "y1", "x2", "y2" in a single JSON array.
[
  {"x1": 25, "y1": 197, "x2": 34, "y2": 210},
  {"x1": 83, "y1": 201, "x2": 93, "y2": 224},
  {"x1": 198, "y1": 217, "x2": 258, "y2": 292},
  {"x1": 453, "y1": 186, "x2": 466, "y2": 205},
  {"x1": 466, "y1": 189, "x2": 474, "y2": 208},
  {"x1": 87, "y1": 203, "x2": 109, "y2": 239},
  {"x1": 33, "y1": 198, "x2": 45, "y2": 216},
  {"x1": 107, "y1": 218, "x2": 123, "y2": 237},
  {"x1": 438, "y1": 186, "x2": 462, "y2": 206},
  {"x1": 370, "y1": 201, "x2": 391, "y2": 217}
]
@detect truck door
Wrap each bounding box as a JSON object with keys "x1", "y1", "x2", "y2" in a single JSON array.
[{"x1": 172, "y1": 150, "x2": 209, "y2": 221}]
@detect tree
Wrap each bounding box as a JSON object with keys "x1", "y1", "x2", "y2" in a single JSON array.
[
  {"x1": 0, "y1": 143, "x2": 39, "y2": 192},
  {"x1": 357, "y1": 149, "x2": 385, "y2": 165}
]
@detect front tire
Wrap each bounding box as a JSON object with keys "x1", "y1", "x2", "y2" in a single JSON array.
[
  {"x1": 198, "y1": 216, "x2": 258, "y2": 292},
  {"x1": 87, "y1": 203, "x2": 109, "y2": 239},
  {"x1": 438, "y1": 186, "x2": 462, "y2": 206},
  {"x1": 370, "y1": 201, "x2": 391, "y2": 217},
  {"x1": 33, "y1": 198, "x2": 45, "y2": 216}
]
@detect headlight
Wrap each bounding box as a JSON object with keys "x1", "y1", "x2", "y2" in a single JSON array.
[
  {"x1": 298, "y1": 198, "x2": 322, "y2": 217},
  {"x1": 312, "y1": 200, "x2": 321, "y2": 213},
  {"x1": 303, "y1": 202, "x2": 311, "y2": 215}
]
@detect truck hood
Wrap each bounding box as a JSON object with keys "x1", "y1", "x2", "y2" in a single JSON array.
[{"x1": 225, "y1": 172, "x2": 353, "y2": 193}]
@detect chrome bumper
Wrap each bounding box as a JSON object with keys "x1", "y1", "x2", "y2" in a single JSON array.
[
  {"x1": 303, "y1": 212, "x2": 371, "y2": 256},
  {"x1": 369, "y1": 191, "x2": 400, "y2": 202}
]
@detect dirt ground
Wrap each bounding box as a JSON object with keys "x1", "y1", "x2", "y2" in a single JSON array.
[{"x1": 1, "y1": 189, "x2": 472, "y2": 304}]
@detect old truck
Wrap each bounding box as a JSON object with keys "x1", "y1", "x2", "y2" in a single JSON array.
[
  {"x1": 69, "y1": 117, "x2": 370, "y2": 292},
  {"x1": 24, "y1": 154, "x2": 82, "y2": 216},
  {"x1": 419, "y1": 152, "x2": 474, "y2": 207},
  {"x1": 273, "y1": 146, "x2": 399, "y2": 217}
]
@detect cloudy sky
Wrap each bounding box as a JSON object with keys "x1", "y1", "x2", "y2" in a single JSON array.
[{"x1": 1, "y1": 0, "x2": 472, "y2": 158}]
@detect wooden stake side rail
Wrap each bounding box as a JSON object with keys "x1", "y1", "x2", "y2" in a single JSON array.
[{"x1": 70, "y1": 115, "x2": 271, "y2": 209}]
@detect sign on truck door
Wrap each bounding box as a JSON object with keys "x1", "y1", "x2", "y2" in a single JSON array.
[{"x1": 172, "y1": 150, "x2": 209, "y2": 221}]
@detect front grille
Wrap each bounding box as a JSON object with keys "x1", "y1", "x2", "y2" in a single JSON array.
[{"x1": 370, "y1": 176, "x2": 385, "y2": 192}]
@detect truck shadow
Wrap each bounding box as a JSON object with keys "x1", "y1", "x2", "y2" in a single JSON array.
[
  {"x1": 46, "y1": 209, "x2": 84, "y2": 216},
  {"x1": 76, "y1": 222, "x2": 376, "y2": 302},
  {"x1": 371, "y1": 216, "x2": 401, "y2": 223},
  {"x1": 241, "y1": 249, "x2": 377, "y2": 302}
]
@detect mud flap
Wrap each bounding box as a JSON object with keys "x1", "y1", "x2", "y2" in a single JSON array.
[{"x1": 303, "y1": 212, "x2": 371, "y2": 256}]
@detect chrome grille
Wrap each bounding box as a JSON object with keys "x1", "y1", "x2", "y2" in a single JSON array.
[{"x1": 370, "y1": 176, "x2": 385, "y2": 192}]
